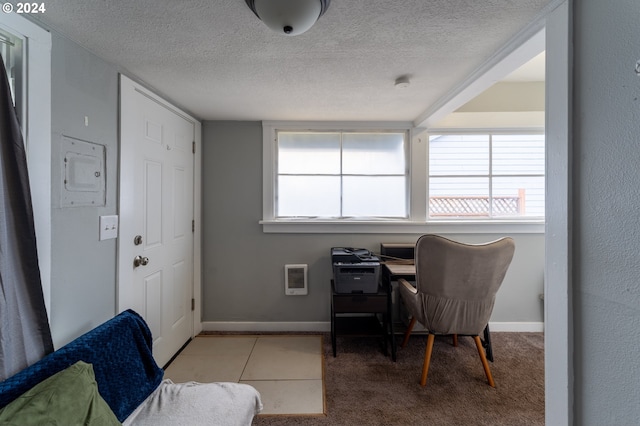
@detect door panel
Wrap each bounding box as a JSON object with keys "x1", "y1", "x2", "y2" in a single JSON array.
[
  {"x1": 173, "y1": 167, "x2": 186, "y2": 238},
  {"x1": 145, "y1": 119, "x2": 162, "y2": 144},
  {"x1": 172, "y1": 260, "x2": 186, "y2": 325},
  {"x1": 119, "y1": 76, "x2": 194, "y2": 367},
  {"x1": 144, "y1": 160, "x2": 163, "y2": 247},
  {"x1": 144, "y1": 270, "x2": 163, "y2": 342}
]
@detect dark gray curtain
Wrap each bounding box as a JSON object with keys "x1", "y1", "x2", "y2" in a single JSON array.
[{"x1": 0, "y1": 55, "x2": 53, "y2": 381}]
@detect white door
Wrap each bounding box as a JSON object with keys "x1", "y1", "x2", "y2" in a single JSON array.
[{"x1": 119, "y1": 76, "x2": 194, "y2": 367}]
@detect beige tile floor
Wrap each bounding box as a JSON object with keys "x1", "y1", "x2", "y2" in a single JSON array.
[{"x1": 164, "y1": 335, "x2": 325, "y2": 416}]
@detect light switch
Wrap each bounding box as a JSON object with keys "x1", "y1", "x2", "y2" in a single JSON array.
[{"x1": 99, "y1": 215, "x2": 119, "y2": 240}]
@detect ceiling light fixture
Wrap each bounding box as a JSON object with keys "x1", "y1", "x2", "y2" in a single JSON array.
[{"x1": 245, "y1": 0, "x2": 331, "y2": 36}]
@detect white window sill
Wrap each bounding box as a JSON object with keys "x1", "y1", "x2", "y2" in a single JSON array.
[{"x1": 259, "y1": 219, "x2": 545, "y2": 234}]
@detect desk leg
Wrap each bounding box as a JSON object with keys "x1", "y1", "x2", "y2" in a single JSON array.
[
  {"x1": 380, "y1": 313, "x2": 389, "y2": 357},
  {"x1": 388, "y1": 287, "x2": 396, "y2": 361},
  {"x1": 331, "y1": 295, "x2": 337, "y2": 357},
  {"x1": 389, "y1": 317, "x2": 396, "y2": 361},
  {"x1": 381, "y1": 275, "x2": 397, "y2": 362}
]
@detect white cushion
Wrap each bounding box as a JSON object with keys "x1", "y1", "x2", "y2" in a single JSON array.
[{"x1": 123, "y1": 379, "x2": 263, "y2": 426}]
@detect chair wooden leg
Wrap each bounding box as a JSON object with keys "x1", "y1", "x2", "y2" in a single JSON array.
[
  {"x1": 401, "y1": 317, "x2": 416, "y2": 348},
  {"x1": 420, "y1": 334, "x2": 435, "y2": 386},
  {"x1": 452, "y1": 334, "x2": 458, "y2": 347},
  {"x1": 473, "y1": 336, "x2": 495, "y2": 387}
]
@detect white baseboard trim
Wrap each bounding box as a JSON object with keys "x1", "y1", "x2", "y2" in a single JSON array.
[
  {"x1": 489, "y1": 322, "x2": 544, "y2": 332},
  {"x1": 200, "y1": 321, "x2": 544, "y2": 333},
  {"x1": 201, "y1": 321, "x2": 331, "y2": 333}
]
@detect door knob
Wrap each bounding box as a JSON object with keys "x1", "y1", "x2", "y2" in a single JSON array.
[{"x1": 133, "y1": 255, "x2": 149, "y2": 267}]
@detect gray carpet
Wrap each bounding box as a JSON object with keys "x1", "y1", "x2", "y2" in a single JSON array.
[{"x1": 253, "y1": 332, "x2": 544, "y2": 426}]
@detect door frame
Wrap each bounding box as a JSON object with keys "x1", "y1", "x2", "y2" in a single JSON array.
[{"x1": 117, "y1": 74, "x2": 202, "y2": 338}]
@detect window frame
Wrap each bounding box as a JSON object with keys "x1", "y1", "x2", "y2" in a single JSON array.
[
  {"x1": 261, "y1": 122, "x2": 544, "y2": 234},
  {"x1": 275, "y1": 129, "x2": 410, "y2": 220},
  {"x1": 262, "y1": 122, "x2": 413, "y2": 226}
]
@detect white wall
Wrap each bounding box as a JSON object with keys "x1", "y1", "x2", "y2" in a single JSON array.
[
  {"x1": 457, "y1": 82, "x2": 545, "y2": 112},
  {"x1": 433, "y1": 81, "x2": 545, "y2": 129}
]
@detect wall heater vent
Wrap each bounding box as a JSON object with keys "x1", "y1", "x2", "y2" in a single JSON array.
[{"x1": 284, "y1": 264, "x2": 308, "y2": 296}]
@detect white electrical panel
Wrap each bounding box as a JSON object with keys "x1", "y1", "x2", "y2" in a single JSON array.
[{"x1": 60, "y1": 136, "x2": 106, "y2": 207}]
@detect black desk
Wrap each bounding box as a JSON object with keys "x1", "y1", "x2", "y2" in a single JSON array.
[
  {"x1": 330, "y1": 279, "x2": 396, "y2": 361},
  {"x1": 381, "y1": 262, "x2": 495, "y2": 362}
]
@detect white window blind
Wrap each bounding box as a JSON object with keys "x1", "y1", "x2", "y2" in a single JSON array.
[{"x1": 276, "y1": 131, "x2": 408, "y2": 219}]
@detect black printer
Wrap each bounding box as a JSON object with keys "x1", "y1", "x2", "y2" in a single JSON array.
[{"x1": 331, "y1": 247, "x2": 380, "y2": 294}]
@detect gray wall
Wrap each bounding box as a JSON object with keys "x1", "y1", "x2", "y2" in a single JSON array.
[
  {"x1": 45, "y1": 28, "x2": 545, "y2": 348},
  {"x1": 202, "y1": 121, "x2": 544, "y2": 325},
  {"x1": 573, "y1": 0, "x2": 640, "y2": 423},
  {"x1": 49, "y1": 33, "x2": 120, "y2": 347}
]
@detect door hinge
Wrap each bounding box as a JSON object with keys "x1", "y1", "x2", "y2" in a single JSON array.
[
  {"x1": 191, "y1": 298, "x2": 195, "y2": 311},
  {"x1": 192, "y1": 141, "x2": 195, "y2": 154},
  {"x1": 192, "y1": 220, "x2": 195, "y2": 233}
]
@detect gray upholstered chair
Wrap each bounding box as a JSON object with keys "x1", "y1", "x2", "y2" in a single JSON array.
[{"x1": 398, "y1": 234, "x2": 515, "y2": 387}]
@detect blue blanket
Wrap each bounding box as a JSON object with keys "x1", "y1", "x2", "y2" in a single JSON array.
[{"x1": 0, "y1": 309, "x2": 163, "y2": 421}]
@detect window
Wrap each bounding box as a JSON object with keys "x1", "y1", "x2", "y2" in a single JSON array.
[
  {"x1": 0, "y1": 28, "x2": 23, "y2": 124},
  {"x1": 262, "y1": 122, "x2": 544, "y2": 233},
  {"x1": 274, "y1": 129, "x2": 409, "y2": 219},
  {"x1": 428, "y1": 133, "x2": 545, "y2": 220}
]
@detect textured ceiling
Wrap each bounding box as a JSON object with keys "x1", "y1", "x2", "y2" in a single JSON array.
[{"x1": 33, "y1": 0, "x2": 552, "y2": 122}]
